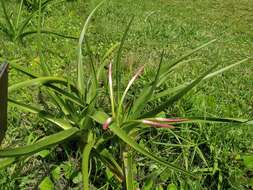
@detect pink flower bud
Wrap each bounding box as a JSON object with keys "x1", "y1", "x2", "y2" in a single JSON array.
[
  {"x1": 142, "y1": 120, "x2": 175, "y2": 129},
  {"x1": 152, "y1": 118, "x2": 188, "y2": 122},
  {"x1": 103, "y1": 117, "x2": 113, "y2": 130}
]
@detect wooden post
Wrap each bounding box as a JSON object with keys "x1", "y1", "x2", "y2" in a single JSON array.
[{"x1": 0, "y1": 63, "x2": 8, "y2": 145}]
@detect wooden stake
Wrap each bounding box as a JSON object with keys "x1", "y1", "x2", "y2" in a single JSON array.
[{"x1": 0, "y1": 63, "x2": 8, "y2": 145}]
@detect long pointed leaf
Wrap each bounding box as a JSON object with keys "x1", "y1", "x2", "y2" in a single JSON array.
[
  {"x1": 151, "y1": 57, "x2": 251, "y2": 102},
  {"x1": 108, "y1": 62, "x2": 115, "y2": 117},
  {"x1": 0, "y1": 23, "x2": 10, "y2": 36},
  {"x1": 130, "y1": 51, "x2": 164, "y2": 117},
  {"x1": 142, "y1": 64, "x2": 218, "y2": 118},
  {"x1": 8, "y1": 77, "x2": 74, "y2": 93},
  {"x1": 97, "y1": 43, "x2": 120, "y2": 82},
  {"x1": 37, "y1": 0, "x2": 50, "y2": 75},
  {"x1": 9, "y1": 99, "x2": 73, "y2": 130},
  {"x1": 89, "y1": 110, "x2": 109, "y2": 124},
  {"x1": 0, "y1": 128, "x2": 79, "y2": 157},
  {"x1": 16, "y1": 0, "x2": 23, "y2": 27},
  {"x1": 47, "y1": 90, "x2": 71, "y2": 115},
  {"x1": 179, "y1": 117, "x2": 252, "y2": 125},
  {"x1": 46, "y1": 85, "x2": 83, "y2": 106},
  {"x1": 123, "y1": 151, "x2": 134, "y2": 190},
  {"x1": 77, "y1": 0, "x2": 105, "y2": 95},
  {"x1": 94, "y1": 149, "x2": 123, "y2": 181},
  {"x1": 109, "y1": 124, "x2": 195, "y2": 177},
  {"x1": 20, "y1": 30, "x2": 78, "y2": 40},
  {"x1": 119, "y1": 65, "x2": 144, "y2": 112},
  {"x1": 0, "y1": 0, "x2": 15, "y2": 35},
  {"x1": 150, "y1": 84, "x2": 187, "y2": 101},
  {"x1": 10, "y1": 62, "x2": 39, "y2": 78},
  {"x1": 203, "y1": 57, "x2": 251, "y2": 80},
  {"x1": 0, "y1": 157, "x2": 16, "y2": 169},
  {"x1": 82, "y1": 132, "x2": 96, "y2": 190},
  {"x1": 84, "y1": 37, "x2": 98, "y2": 104},
  {"x1": 158, "y1": 39, "x2": 217, "y2": 86},
  {"x1": 115, "y1": 16, "x2": 134, "y2": 105},
  {"x1": 10, "y1": 62, "x2": 79, "y2": 94},
  {"x1": 16, "y1": 11, "x2": 36, "y2": 38},
  {"x1": 10, "y1": 63, "x2": 83, "y2": 106}
]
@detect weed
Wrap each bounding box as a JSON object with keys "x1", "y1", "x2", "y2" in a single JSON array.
[
  {"x1": 0, "y1": 0, "x2": 77, "y2": 42},
  {"x1": 0, "y1": 0, "x2": 252, "y2": 189}
]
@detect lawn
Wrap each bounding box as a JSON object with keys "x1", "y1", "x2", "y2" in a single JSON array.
[{"x1": 0, "y1": 0, "x2": 252, "y2": 189}]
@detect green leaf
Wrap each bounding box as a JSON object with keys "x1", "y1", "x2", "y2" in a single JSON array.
[
  {"x1": 38, "y1": 112, "x2": 73, "y2": 130},
  {"x1": 90, "y1": 111, "x2": 110, "y2": 124},
  {"x1": 10, "y1": 64, "x2": 82, "y2": 107},
  {"x1": 82, "y1": 131, "x2": 96, "y2": 190},
  {"x1": 115, "y1": 16, "x2": 134, "y2": 105},
  {"x1": 178, "y1": 117, "x2": 250, "y2": 125},
  {"x1": 130, "y1": 51, "x2": 164, "y2": 117},
  {"x1": 9, "y1": 99, "x2": 73, "y2": 130},
  {"x1": 158, "y1": 39, "x2": 217, "y2": 86},
  {"x1": 167, "y1": 183, "x2": 177, "y2": 190},
  {"x1": 16, "y1": 11, "x2": 36, "y2": 38},
  {"x1": 203, "y1": 57, "x2": 251, "y2": 80},
  {"x1": 35, "y1": 150, "x2": 50, "y2": 158},
  {"x1": 195, "y1": 147, "x2": 208, "y2": 167},
  {"x1": 123, "y1": 151, "x2": 134, "y2": 190},
  {"x1": 119, "y1": 65, "x2": 144, "y2": 114},
  {"x1": 72, "y1": 172, "x2": 82, "y2": 184},
  {"x1": 77, "y1": 0, "x2": 105, "y2": 95},
  {"x1": 94, "y1": 149, "x2": 124, "y2": 181},
  {"x1": 0, "y1": 0, "x2": 15, "y2": 35},
  {"x1": 0, "y1": 157, "x2": 16, "y2": 169},
  {"x1": 151, "y1": 57, "x2": 251, "y2": 102},
  {"x1": 108, "y1": 62, "x2": 116, "y2": 117},
  {"x1": 156, "y1": 185, "x2": 164, "y2": 190},
  {"x1": 97, "y1": 42, "x2": 120, "y2": 81},
  {"x1": 142, "y1": 64, "x2": 218, "y2": 118},
  {"x1": 39, "y1": 177, "x2": 54, "y2": 190},
  {"x1": 8, "y1": 77, "x2": 73, "y2": 93},
  {"x1": 10, "y1": 62, "x2": 39, "y2": 78},
  {"x1": 48, "y1": 85, "x2": 83, "y2": 106},
  {"x1": 0, "y1": 128, "x2": 79, "y2": 157},
  {"x1": 41, "y1": 0, "x2": 58, "y2": 8},
  {"x1": 0, "y1": 22, "x2": 11, "y2": 36},
  {"x1": 61, "y1": 161, "x2": 74, "y2": 179},
  {"x1": 242, "y1": 155, "x2": 253, "y2": 170},
  {"x1": 84, "y1": 37, "x2": 98, "y2": 104},
  {"x1": 20, "y1": 30, "x2": 79, "y2": 40},
  {"x1": 247, "y1": 120, "x2": 253, "y2": 125},
  {"x1": 8, "y1": 99, "x2": 42, "y2": 113},
  {"x1": 142, "y1": 178, "x2": 154, "y2": 190},
  {"x1": 102, "y1": 42, "x2": 120, "y2": 61},
  {"x1": 47, "y1": 90, "x2": 72, "y2": 115},
  {"x1": 130, "y1": 85, "x2": 152, "y2": 116},
  {"x1": 51, "y1": 166, "x2": 61, "y2": 181},
  {"x1": 150, "y1": 84, "x2": 187, "y2": 102},
  {"x1": 249, "y1": 178, "x2": 253, "y2": 187},
  {"x1": 109, "y1": 124, "x2": 195, "y2": 177}
]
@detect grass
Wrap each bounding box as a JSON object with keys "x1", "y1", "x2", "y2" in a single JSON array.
[{"x1": 0, "y1": 0, "x2": 253, "y2": 189}]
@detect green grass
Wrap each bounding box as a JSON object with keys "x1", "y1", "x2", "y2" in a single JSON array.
[{"x1": 0, "y1": 0, "x2": 253, "y2": 189}]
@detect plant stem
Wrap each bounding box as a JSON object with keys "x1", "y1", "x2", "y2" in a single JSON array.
[
  {"x1": 37, "y1": 0, "x2": 49, "y2": 75},
  {"x1": 82, "y1": 132, "x2": 95, "y2": 190},
  {"x1": 123, "y1": 148, "x2": 134, "y2": 190},
  {"x1": 16, "y1": 0, "x2": 24, "y2": 27}
]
